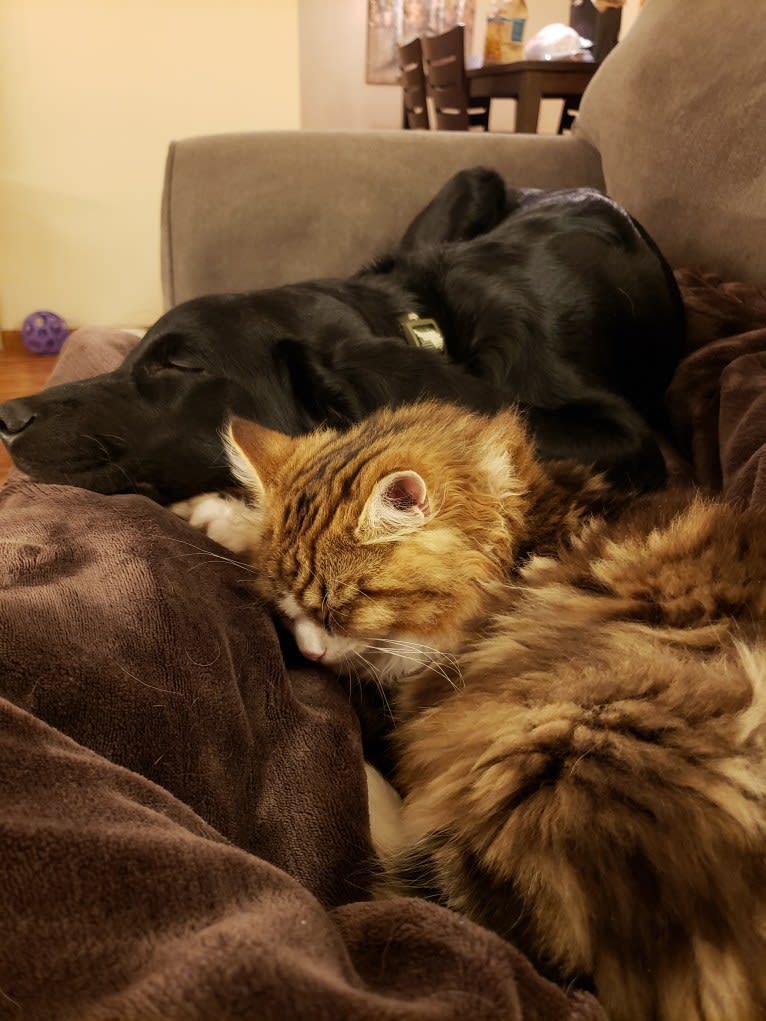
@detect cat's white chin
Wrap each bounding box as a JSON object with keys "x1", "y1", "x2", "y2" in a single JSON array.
[
  {"x1": 301, "y1": 636, "x2": 418, "y2": 686},
  {"x1": 278, "y1": 595, "x2": 450, "y2": 684},
  {"x1": 358, "y1": 650, "x2": 426, "y2": 685},
  {"x1": 331, "y1": 640, "x2": 452, "y2": 690},
  {"x1": 278, "y1": 594, "x2": 361, "y2": 666}
]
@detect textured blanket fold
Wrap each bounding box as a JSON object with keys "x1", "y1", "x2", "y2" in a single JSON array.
[
  {"x1": 3, "y1": 692, "x2": 593, "y2": 1020},
  {"x1": 0, "y1": 480, "x2": 603, "y2": 1020},
  {"x1": 1, "y1": 271, "x2": 765, "y2": 1020},
  {"x1": 0, "y1": 481, "x2": 371, "y2": 910},
  {"x1": 666, "y1": 269, "x2": 766, "y2": 505}
]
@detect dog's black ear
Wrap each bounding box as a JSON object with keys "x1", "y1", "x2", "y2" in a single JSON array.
[
  {"x1": 276, "y1": 339, "x2": 367, "y2": 429},
  {"x1": 397, "y1": 167, "x2": 510, "y2": 251}
]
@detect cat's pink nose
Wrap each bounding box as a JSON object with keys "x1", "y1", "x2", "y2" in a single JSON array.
[{"x1": 294, "y1": 615, "x2": 327, "y2": 662}]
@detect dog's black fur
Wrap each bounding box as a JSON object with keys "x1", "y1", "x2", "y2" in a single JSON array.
[{"x1": 0, "y1": 168, "x2": 684, "y2": 503}]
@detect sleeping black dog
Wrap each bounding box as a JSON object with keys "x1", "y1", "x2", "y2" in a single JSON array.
[{"x1": 0, "y1": 168, "x2": 684, "y2": 503}]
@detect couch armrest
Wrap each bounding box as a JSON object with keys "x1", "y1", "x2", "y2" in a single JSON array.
[{"x1": 161, "y1": 130, "x2": 604, "y2": 307}]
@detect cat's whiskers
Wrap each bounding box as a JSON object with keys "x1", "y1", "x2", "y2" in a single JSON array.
[
  {"x1": 345, "y1": 656, "x2": 367, "y2": 709},
  {"x1": 163, "y1": 536, "x2": 261, "y2": 576},
  {"x1": 366, "y1": 642, "x2": 463, "y2": 692},
  {"x1": 351, "y1": 651, "x2": 395, "y2": 719},
  {"x1": 375, "y1": 636, "x2": 462, "y2": 674}
]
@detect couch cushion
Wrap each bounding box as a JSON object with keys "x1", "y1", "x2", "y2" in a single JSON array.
[
  {"x1": 161, "y1": 132, "x2": 604, "y2": 306},
  {"x1": 576, "y1": 0, "x2": 766, "y2": 283}
]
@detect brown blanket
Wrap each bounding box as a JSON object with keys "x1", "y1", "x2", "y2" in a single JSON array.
[
  {"x1": 2, "y1": 481, "x2": 598, "y2": 1021},
  {"x1": 2, "y1": 272, "x2": 765, "y2": 1020},
  {"x1": 666, "y1": 269, "x2": 766, "y2": 506}
]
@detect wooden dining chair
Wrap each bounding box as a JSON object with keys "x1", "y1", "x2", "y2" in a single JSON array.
[
  {"x1": 398, "y1": 36, "x2": 430, "y2": 130},
  {"x1": 570, "y1": 0, "x2": 622, "y2": 62},
  {"x1": 421, "y1": 26, "x2": 490, "y2": 132}
]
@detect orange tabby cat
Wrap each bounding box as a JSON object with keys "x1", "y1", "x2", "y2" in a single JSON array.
[{"x1": 225, "y1": 401, "x2": 766, "y2": 1021}]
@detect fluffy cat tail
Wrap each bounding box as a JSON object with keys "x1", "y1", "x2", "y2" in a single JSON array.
[{"x1": 380, "y1": 639, "x2": 766, "y2": 1021}]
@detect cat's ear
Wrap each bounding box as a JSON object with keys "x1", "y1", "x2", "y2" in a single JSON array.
[
  {"x1": 479, "y1": 411, "x2": 528, "y2": 499},
  {"x1": 358, "y1": 470, "x2": 430, "y2": 540},
  {"x1": 224, "y1": 417, "x2": 294, "y2": 497}
]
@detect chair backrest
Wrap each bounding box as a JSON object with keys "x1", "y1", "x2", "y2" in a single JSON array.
[
  {"x1": 569, "y1": 0, "x2": 622, "y2": 62},
  {"x1": 421, "y1": 26, "x2": 490, "y2": 132},
  {"x1": 398, "y1": 36, "x2": 430, "y2": 129}
]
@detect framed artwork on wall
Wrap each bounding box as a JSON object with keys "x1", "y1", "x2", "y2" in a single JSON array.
[{"x1": 366, "y1": 0, "x2": 476, "y2": 84}]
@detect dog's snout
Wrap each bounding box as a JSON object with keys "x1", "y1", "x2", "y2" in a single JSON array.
[{"x1": 0, "y1": 401, "x2": 36, "y2": 441}]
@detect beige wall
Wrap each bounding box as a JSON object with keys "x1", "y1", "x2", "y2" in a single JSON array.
[
  {"x1": 0, "y1": 0, "x2": 300, "y2": 330},
  {"x1": 0, "y1": 1, "x2": 644, "y2": 331},
  {"x1": 300, "y1": 0, "x2": 643, "y2": 133}
]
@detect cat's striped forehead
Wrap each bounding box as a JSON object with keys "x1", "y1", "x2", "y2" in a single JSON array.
[{"x1": 226, "y1": 401, "x2": 531, "y2": 518}]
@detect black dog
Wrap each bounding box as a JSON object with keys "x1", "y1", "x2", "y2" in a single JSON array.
[{"x1": 0, "y1": 168, "x2": 684, "y2": 503}]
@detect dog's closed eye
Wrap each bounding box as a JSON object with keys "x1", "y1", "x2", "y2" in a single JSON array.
[
  {"x1": 162, "y1": 357, "x2": 206, "y2": 373},
  {"x1": 145, "y1": 354, "x2": 206, "y2": 375}
]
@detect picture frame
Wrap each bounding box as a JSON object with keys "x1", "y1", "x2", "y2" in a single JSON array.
[{"x1": 366, "y1": 0, "x2": 475, "y2": 85}]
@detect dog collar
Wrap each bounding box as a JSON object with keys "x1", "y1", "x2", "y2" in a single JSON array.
[{"x1": 398, "y1": 312, "x2": 445, "y2": 352}]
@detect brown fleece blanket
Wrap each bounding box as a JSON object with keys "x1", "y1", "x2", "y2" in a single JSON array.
[
  {"x1": 666, "y1": 269, "x2": 766, "y2": 507},
  {"x1": 1, "y1": 271, "x2": 765, "y2": 1020}
]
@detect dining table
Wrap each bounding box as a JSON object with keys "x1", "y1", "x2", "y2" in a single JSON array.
[{"x1": 466, "y1": 56, "x2": 599, "y2": 134}]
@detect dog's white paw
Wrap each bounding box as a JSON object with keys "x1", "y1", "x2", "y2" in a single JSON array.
[{"x1": 170, "y1": 492, "x2": 256, "y2": 554}]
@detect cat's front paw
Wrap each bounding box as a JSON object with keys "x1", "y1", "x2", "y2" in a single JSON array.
[{"x1": 170, "y1": 492, "x2": 255, "y2": 554}]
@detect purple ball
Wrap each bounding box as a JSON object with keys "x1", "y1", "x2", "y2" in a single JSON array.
[{"x1": 21, "y1": 310, "x2": 69, "y2": 355}]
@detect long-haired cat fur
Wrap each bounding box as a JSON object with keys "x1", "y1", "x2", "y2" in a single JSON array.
[{"x1": 223, "y1": 401, "x2": 766, "y2": 1021}]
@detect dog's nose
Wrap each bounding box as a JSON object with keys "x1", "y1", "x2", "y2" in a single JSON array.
[{"x1": 0, "y1": 401, "x2": 36, "y2": 441}]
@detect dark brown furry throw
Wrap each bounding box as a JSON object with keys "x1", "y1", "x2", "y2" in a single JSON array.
[
  {"x1": 666, "y1": 269, "x2": 766, "y2": 504},
  {"x1": 1, "y1": 270, "x2": 765, "y2": 1019}
]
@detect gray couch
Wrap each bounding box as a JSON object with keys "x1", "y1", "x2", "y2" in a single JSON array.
[{"x1": 161, "y1": 0, "x2": 765, "y2": 311}]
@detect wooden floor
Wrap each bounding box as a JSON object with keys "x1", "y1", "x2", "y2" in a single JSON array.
[{"x1": 0, "y1": 344, "x2": 58, "y2": 483}]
